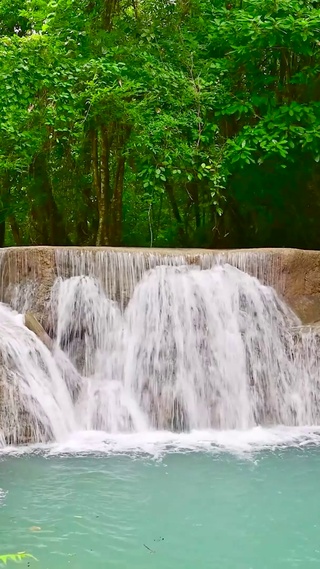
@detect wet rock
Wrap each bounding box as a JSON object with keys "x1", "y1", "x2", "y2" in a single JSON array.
[
  {"x1": 1, "y1": 246, "x2": 320, "y2": 325},
  {"x1": 24, "y1": 312, "x2": 53, "y2": 351},
  {"x1": 0, "y1": 247, "x2": 56, "y2": 333}
]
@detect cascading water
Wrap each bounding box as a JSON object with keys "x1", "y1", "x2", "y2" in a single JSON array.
[
  {"x1": 0, "y1": 304, "x2": 76, "y2": 446},
  {"x1": 122, "y1": 264, "x2": 300, "y2": 430},
  {"x1": 1, "y1": 250, "x2": 320, "y2": 449}
]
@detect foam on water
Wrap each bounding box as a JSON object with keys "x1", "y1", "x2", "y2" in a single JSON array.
[
  {"x1": 1, "y1": 252, "x2": 320, "y2": 453},
  {"x1": 2, "y1": 427, "x2": 320, "y2": 458}
]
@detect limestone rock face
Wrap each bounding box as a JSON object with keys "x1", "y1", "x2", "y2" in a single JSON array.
[
  {"x1": 24, "y1": 312, "x2": 53, "y2": 351},
  {"x1": 0, "y1": 246, "x2": 320, "y2": 326},
  {"x1": 264, "y1": 249, "x2": 320, "y2": 324},
  {"x1": 212, "y1": 248, "x2": 320, "y2": 323},
  {"x1": 0, "y1": 247, "x2": 56, "y2": 332}
]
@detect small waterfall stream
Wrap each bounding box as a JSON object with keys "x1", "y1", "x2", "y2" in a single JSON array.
[
  {"x1": 0, "y1": 250, "x2": 320, "y2": 447},
  {"x1": 0, "y1": 304, "x2": 75, "y2": 446}
]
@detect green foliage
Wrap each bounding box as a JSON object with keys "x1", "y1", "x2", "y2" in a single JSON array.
[
  {"x1": 0, "y1": 0, "x2": 320, "y2": 248},
  {"x1": 0, "y1": 553, "x2": 36, "y2": 565}
]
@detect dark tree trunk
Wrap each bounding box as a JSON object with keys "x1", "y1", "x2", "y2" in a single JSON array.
[
  {"x1": 9, "y1": 216, "x2": 22, "y2": 245},
  {"x1": 30, "y1": 153, "x2": 70, "y2": 245},
  {"x1": 110, "y1": 154, "x2": 125, "y2": 246},
  {"x1": 102, "y1": 0, "x2": 118, "y2": 30},
  {"x1": 165, "y1": 182, "x2": 186, "y2": 243},
  {"x1": 188, "y1": 182, "x2": 200, "y2": 228},
  {"x1": 0, "y1": 221, "x2": 5, "y2": 248}
]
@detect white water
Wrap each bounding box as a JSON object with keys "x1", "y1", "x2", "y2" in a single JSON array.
[
  {"x1": 0, "y1": 304, "x2": 76, "y2": 446},
  {"x1": 1, "y1": 253, "x2": 320, "y2": 452}
]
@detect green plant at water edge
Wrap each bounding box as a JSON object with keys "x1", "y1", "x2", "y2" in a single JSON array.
[{"x1": 0, "y1": 553, "x2": 36, "y2": 565}]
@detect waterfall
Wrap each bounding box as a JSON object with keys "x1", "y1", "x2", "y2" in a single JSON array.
[
  {"x1": 0, "y1": 304, "x2": 76, "y2": 446},
  {"x1": 0, "y1": 248, "x2": 320, "y2": 447}
]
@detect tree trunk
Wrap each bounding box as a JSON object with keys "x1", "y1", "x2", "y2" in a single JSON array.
[
  {"x1": 102, "y1": 0, "x2": 118, "y2": 30},
  {"x1": 30, "y1": 153, "x2": 69, "y2": 245},
  {"x1": 92, "y1": 129, "x2": 105, "y2": 246},
  {"x1": 0, "y1": 221, "x2": 5, "y2": 248},
  {"x1": 92, "y1": 122, "x2": 129, "y2": 245},
  {"x1": 75, "y1": 132, "x2": 98, "y2": 245},
  {"x1": 100, "y1": 126, "x2": 112, "y2": 245},
  {"x1": 165, "y1": 182, "x2": 186, "y2": 243},
  {"x1": 9, "y1": 216, "x2": 22, "y2": 245},
  {"x1": 188, "y1": 182, "x2": 200, "y2": 228},
  {"x1": 110, "y1": 154, "x2": 125, "y2": 245},
  {"x1": 0, "y1": 172, "x2": 10, "y2": 247}
]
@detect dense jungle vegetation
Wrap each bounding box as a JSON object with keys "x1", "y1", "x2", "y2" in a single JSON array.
[{"x1": 0, "y1": 0, "x2": 320, "y2": 249}]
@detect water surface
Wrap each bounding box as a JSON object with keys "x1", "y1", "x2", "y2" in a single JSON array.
[{"x1": 1, "y1": 446, "x2": 320, "y2": 568}]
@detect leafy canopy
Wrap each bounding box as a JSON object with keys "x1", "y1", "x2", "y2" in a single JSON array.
[{"x1": 0, "y1": 0, "x2": 320, "y2": 248}]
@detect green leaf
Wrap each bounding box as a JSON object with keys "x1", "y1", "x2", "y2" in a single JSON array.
[{"x1": 0, "y1": 553, "x2": 36, "y2": 565}]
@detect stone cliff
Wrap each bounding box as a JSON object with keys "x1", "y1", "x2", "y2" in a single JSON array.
[{"x1": 0, "y1": 246, "x2": 319, "y2": 324}]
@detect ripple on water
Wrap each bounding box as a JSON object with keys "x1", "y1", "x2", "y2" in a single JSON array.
[{"x1": 1, "y1": 446, "x2": 320, "y2": 569}]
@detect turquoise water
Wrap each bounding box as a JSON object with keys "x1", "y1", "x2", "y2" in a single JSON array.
[{"x1": 1, "y1": 448, "x2": 320, "y2": 569}]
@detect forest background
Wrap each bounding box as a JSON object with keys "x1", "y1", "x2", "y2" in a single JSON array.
[{"x1": 1, "y1": 0, "x2": 320, "y2": 249}]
